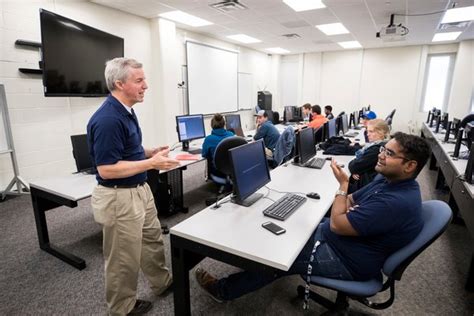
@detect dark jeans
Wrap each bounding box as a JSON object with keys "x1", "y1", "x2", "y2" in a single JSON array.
[{"x1": 214, "y1": 220, "x2": 353, "y2": 301}]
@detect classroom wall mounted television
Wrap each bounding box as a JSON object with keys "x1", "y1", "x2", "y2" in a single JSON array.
[{"x1": 40, "y1": 9, "x2": 124, "y2": 97}]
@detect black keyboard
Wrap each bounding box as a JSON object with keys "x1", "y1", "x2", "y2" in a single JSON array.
[
  {"x1": 262, "y1": 193, "x2": 307, "y2": 221},
  {"x1": 304, "y1": 157, "x2": 326, "y2": 169}
]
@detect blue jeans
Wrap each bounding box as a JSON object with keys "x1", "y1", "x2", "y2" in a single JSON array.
[{"x1": 214, "y1": 220, "x2": 353, "y2": 301}]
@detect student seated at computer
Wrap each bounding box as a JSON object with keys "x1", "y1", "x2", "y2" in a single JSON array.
[
  {"x1": 348, "y1": 119, "x2": 389, "y2": 193},
  {"x1": 254, "y1": 110, "x2": 280, "y2": 157},
  {"x1": 361, "y1": 110, "x2": 377, "y2": 142},
  {"x1": 301, "y1": 103, "x2": 312, "y2": 122},
  {"x1": 307, "y1": 105, "x2": 328, "y2": 129},
  {"x1": 202, "y1": 114, "x2": 234, "y2": 173},
  {"x1": 195, "y1": 132, "x2": 430, "y2": 303},
  {"x1": 325, "y1": 105, "x2": 334, "y2": 120}
]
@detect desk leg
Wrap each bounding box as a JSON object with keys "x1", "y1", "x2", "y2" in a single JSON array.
[
  {"x1": 429, "y1": 152, "x2": 438, "y2": 171},
  {"x1": 467, "y1": 254, "x2": 474, "y2": 292},
  {"x1": 30, "y1": 187, "x2": 86, "y2": 270},
  {"x1": 171, "y1": 235, "x2": 205, "y2": 316}
]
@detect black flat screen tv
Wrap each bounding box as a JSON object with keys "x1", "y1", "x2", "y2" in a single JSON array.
[{"x1": 40, "y1": 9, "x2": 124, "y2": 97}]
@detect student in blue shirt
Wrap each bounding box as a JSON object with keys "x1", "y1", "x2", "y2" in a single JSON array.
[
  {"x1": 202, "y1": 114, "x2": 234, "y2": 175},
  {"x1": 195, "y1": 132, "x2": 430, "y2": 303},
  {"x1": 253, "y1": 110, "x2": 280, "y2": 156}
]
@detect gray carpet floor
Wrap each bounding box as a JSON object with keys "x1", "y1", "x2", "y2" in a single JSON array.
[{"x1": 1, "y1": 160, "x2": 473, "y2": 315}]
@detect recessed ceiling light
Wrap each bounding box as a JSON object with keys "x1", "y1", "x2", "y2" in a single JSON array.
[
  {"x1": 283, "y1": 0, "x2": 326, "y2": 12},
  {"x1": 316, "y1": 23, "x2": 350, "y2": 35},
  {"x1": 265, "y1": 47, "x2": 291, "y2": 54},
  {"x1": 338, "y1": 41, "x2": 362, "y2": 49},
  {"x1": 226, "y1": 34, "x2": 261, "y2": 44},
  {"x1": 432, "y1": 32, "x2": 462, "y2": 42},
  {"x1": 159, "y1": 11, "x2": 213, "y2": 27},
  {"x1": 441, "y1": 6, "x2": 474, "y2": 24}
]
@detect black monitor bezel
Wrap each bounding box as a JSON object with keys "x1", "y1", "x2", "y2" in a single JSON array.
[
  {"x1": 327, "y1": 118, "x2": 337, "y2": 138},
  {"x1": 225, "y1": 114, "x2": 242, "y2": 130},
  {"x1": 297, "y1": 127, "x2": 316, "y2": 164},
  {"x1": 70, "y1": 134, "x2": 94, "y2": 172},
  {"x1": 228, "y1": 140, "x2": 271, "y2": 203},
  {"x1": 175, "y1": 114, "x2": 206, "y2": 142}
]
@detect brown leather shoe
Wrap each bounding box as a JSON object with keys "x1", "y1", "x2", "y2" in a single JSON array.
[
  {"x1": 127, "y1": 300, "x2": 152, "y2": 315},
  {"x1": 195, "y1": 268, "x2": 224, "y2": 303}
]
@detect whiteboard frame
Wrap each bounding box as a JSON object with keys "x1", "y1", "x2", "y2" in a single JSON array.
[{"x1": 185, "y1": 40, "x2": 240, "y2": 115}]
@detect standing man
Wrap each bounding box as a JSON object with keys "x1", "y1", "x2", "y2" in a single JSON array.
[
  {"x1": 254, "y1": 110, "x2": 280, "y2": 156},
  {"x1": 87, "y1": 58, "x2": 179, "y2": 316}
]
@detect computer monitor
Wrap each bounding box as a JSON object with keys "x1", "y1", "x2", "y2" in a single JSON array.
[
  {"x1": 354, "y1": 110, "x2": 360, "y2": 126},
  {"x1": 349, "y1": 112, "x2": 355, "y2": 128},
  {"x1": 441, "y1": 113, "x2": 449, "y2": 130},
  {"x1": 452, "y1": 128, "x2": 464, "y2": 158},
  {"x1": 435, "y1": 115, "x2": 442, "y2": 134},
  {"x1": 70, "y1": 134, "x2": 95, "y2": 173},
  {"x1": 229, "y1": 140, "x2": 271, "y2": 207},
  {"x1": 225, "y1": 114, "x2": 244, "y2": 137},
  {"x1": 327, "y1": 118, "x2": 337, "y2": 139},
  {"x1": 340, "y1": 114, "x2": 349, "y2": 134},
  {"x1": 294, "y1": 127, "x2": 316, "y2": 164},
  {"x1": 176, "y1": 114, "x2": 206, "y2": 152}
]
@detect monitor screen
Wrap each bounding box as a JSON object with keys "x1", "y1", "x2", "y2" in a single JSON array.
[
  {"x1": 298, "y1": 127, "x2": 316, "y2": 164},
  {"x1": 225, "y1": 114, "x2": 244, "y2": 136},
  {"x1": 229, "y1": 140, "x2": 271, "y2": 203},
  {"x1": 284, "y1": 106, "x2": 295, "y2": 122},
  {"x1": 40, "y1": 9, "x2": 124, "y2": 96},
  {"x1": 341, "y1": 114, "x2": 349, "y2": 134},
  {"x1": 327, "y1": 118, "x2": 337, "y2": 138},
  {"x1": 176, "y1": 114, "x2": 206, "y2": 142},
  {"x1": 71, "y1": 134, "x2": 94, "y2": 172}
]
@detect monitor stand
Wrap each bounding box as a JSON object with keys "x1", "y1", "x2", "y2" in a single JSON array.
[
  {"x1": 181, "y1": 141, "x2": 201, "y2": 154},
  {"x1": 231, "y1": 193, "x2": 264, "y2": 207}
]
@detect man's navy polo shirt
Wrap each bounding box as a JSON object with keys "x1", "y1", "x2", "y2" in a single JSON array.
[
  {"x1": 321, "y1": 174, "x2": 423, "y2": 280},
  {"x1": 87, "y1": 95, "x2": 147, "y2": 186}
]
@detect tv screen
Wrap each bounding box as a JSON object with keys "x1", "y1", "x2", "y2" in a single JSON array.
[{"x1": 40, "y1": 9, "x2": 124, "y2": 96}]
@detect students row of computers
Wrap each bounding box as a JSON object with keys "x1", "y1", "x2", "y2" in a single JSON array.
[{"x1": 427, "y1": 108, "x2": 474, "y2": 183}]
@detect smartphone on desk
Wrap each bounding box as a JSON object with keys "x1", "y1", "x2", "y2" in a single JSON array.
[{"x1": 262, "y1": 221, "x2": 286, "y2": 235}]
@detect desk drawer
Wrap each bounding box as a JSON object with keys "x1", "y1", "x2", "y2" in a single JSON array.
[{"x1": 452, "y1": 179, "x2": 474, "y2": 246}]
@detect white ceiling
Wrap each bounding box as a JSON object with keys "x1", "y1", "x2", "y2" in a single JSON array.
[{"x1": 91, "y1": 0, "x2": 474, "y2": 54}]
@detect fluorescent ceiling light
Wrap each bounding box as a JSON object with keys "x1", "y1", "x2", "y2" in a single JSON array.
[
  {"x1": 441, "y1": 6, "x2": 474, "y2": 24},
  {"x1": 316, "y1": 23, "x2": 349, "y2": 35},
  {"x1": 226, "y1": 34, "x2": 261, "y2": 43},
  {"x1": 265, "y1": 47, "x2": 291, "y2": 54},
  {"x1": 338, "y1": 41, "x2": 362, "y2": 49},
  {"x1": 159, "y1": 10, "x2": 213, "y2": 27},
  {"x1": 283, "y1": 0, "x2": 326, "y2": 12},
  {"x1": 432, "y1": 32, "x2": 462, "y2": 42}
]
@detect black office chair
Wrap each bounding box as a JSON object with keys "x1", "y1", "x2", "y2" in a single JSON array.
[
  {"x1": 385, "y1": 109, "x2": 396, "y2": 128},
  {"x1": 205, "y1": 136, "x2": 247, "y2": 206},
  {"x1": 273, "y1": 111, "x2": 280, "y2": 124}
]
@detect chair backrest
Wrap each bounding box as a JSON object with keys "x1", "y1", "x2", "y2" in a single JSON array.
[
  {"x1": 385, "y1": 109, "x2": 396, "y2": 122},
  {"x1": 273, "y1": 111, "x2": 280, "y2": 124},
  {"x1": 383, "y1": 200, "x2": 452, "y2": 280},
  {"x1": 273, "y1": 126, "x2": 295, "y2": 166},
  {"x1": 213, "y1": 136, "x2": 248, "y2": 176}
]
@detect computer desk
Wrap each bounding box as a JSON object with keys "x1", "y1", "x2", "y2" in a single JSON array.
[
  {"x1": 29, "y1": 150, "x2": 205, "y2": 270},
  {"x1": 421, "y1": 122, "x2": 474, "y2": 291},
  {"x1": 170, "y1": 153, "x2": 354, "y2": 315}
]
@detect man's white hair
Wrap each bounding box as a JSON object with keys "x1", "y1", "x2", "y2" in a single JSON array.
[{"x1": 104, "y1": 57, "x2": 142, "y2": 91}]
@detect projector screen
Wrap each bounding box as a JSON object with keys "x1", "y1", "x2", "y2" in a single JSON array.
[{"x1": 186, "y1": 41, "x2": 238, "y2": 115}]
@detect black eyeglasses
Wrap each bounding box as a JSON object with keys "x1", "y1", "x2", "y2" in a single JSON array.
[{"x1": 379, "y1": 146, "x2": 410, "y2": 162}]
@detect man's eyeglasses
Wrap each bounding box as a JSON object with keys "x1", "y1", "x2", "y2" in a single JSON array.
[{"x1": 379, "y1": 146, "x2": 410, "y2": 162}]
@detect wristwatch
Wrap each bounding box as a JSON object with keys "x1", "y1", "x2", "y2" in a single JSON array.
[{"x1": 335, "y1": 189, "x2": 347, "y2": 197}]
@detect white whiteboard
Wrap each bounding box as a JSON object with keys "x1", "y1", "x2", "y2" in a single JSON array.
[
  {"x1": 186, "y1": 41, "x2": 238, "y2": 115},
  {"x1": 238, "y1": 72, "x2": 253, "y2": 110}
]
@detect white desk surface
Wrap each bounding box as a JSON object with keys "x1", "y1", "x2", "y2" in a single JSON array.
[
  {"x1": 423, "y1": 123, "x2": 473, "y2": 197},
  {"x1": 171, "y1": 153, "x2": 353, "y2": 271},
  {"x1": 29, "y1": 151, "x2": 205, "y2": 202}
]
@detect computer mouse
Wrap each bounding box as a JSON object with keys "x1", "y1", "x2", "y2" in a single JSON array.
[
  {"x1": 355, "y1": 138, "x2": 361, "y2": 141},
  {"x1": 325, "y1": 157, "x2": 332, "y2": 161},
  {"x1": 247, "y1": 135, "x2": 253, "y2": 137},
  {"x1": 306, "y1": 192, "x2": 320, "y2": 200}
]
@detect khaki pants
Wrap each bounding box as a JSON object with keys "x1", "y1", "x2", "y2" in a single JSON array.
[{"x1": 92, "y1": 183, "x2": 172, "y2": 316}]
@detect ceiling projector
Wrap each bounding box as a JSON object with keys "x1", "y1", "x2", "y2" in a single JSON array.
[{"x1": 376, "y1": 14, "x2": 409, "y2": 42}]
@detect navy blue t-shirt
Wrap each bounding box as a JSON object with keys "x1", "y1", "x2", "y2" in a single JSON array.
[
  {"x1": 87, "y1": 95, "x2": 147, "y2": 186},
  {"x1": 322, "y1": 174, "x2": 423, "y2": 280}
]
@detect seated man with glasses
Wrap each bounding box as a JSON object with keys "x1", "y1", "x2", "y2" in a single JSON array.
[{"x1": 195, "y1": 132, "x2": 431, "y2": 303}]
